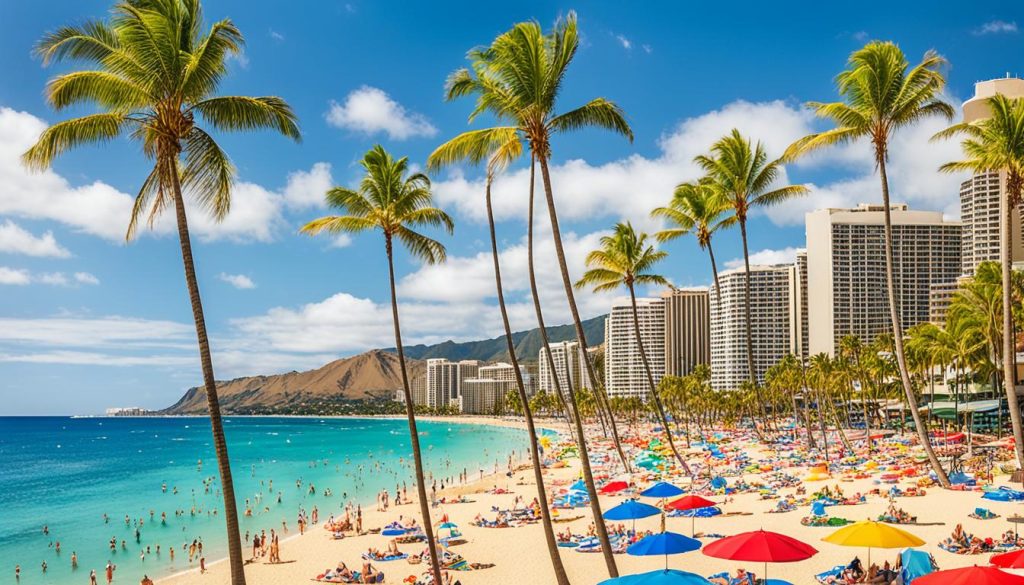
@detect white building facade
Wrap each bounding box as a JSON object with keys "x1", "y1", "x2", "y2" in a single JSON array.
[{"x1": 604, "y1": 297, "x2": 666, "y2": 399}]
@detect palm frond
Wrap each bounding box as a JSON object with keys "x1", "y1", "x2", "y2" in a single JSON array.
[
  {"x1": 548, "y1": 98, "x2": 633, "y2": 142},
  {"x1": 190, "y1": 96, "x2": 301, "y2": 141},
  {"x1": 22, "y1": 113, "x2": 131, "y2": 170}
]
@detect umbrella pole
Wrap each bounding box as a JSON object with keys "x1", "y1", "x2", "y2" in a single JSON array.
[{"x1": 692, "y1": 516, "x2": 695, "y2": 537}]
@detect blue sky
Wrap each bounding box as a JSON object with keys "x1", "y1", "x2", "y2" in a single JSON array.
[{"x1": 0, "y1": 1, "x2": 1021, "y2": 415}]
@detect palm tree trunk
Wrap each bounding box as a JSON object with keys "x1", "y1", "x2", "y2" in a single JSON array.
[
  {"x1": 526, "y1": 157, "x2": 617, "y2": 578},
  {"x1": 537, "y1": 155, "x2": 631, "y2": 474},
  {"x1": 628, "y1": 283, "x2": 690, "y2": 475},
  {"x1": 168, "y1": 162, "x2": 247, "y2": 585},
  {"x1": 800, "y1": 365, "x2": 817, "y2": 450},
  {"x1": 384, "y1": 234, "x2": 442, "y2": 585},
  {"x1": 707, "y1": 243, "x2": 723, "y2": 308},
  {"x1": 485, "y1": 176, "x2": 569, "y2": 584},
  {"x1": 1001, "y1": 174, "x2": 1024, "y2": 469},
  {"x1": 877, "y1": 157, "x2": 950, "y2": 487}
]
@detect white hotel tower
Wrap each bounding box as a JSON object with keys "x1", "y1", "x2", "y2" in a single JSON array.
[{"x1": 604, "y1": 297, "x2": 667, "y2": 399}]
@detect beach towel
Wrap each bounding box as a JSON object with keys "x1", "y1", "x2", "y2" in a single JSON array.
[
  {"x1": 899, "y1": 548, "x2": 933, "y2": 584},
  {"x1": 361, "y1": 552, "x2": 407, "y2": 562}
]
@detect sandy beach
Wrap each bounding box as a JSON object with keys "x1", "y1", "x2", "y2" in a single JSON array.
[{"x1": 152, "y1": 416, "x2": 1024, "y2": 585}]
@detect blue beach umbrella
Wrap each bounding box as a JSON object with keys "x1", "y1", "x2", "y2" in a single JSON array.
[
  {"x1": 598, "y1": 569, "x2": 713, "y2": 585},
  {"x1": 628, "y1": 531, "x2": 702, "y2": 570},
  {"x1": 604, "y1": 499, "x2": 661, "y2": 520},
  {"x1": 381, "y1": 527, "x2": 406, "y2": 536},
  {"x1": 641, "y1": 482, "x2": 685, "y2": 498}
]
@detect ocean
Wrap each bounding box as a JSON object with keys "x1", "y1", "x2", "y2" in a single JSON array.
[{"x1": 0, "y1": 416, "x2": 531, "y2": 585}]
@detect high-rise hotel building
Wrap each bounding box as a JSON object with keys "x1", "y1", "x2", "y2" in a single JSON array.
[
  {"x1": 710, "y1": 264, "x2": 800, "y2": 389},
  {"x1": 958, "y1": 77, "x2": 1024, "y2": 276},
  {"x1": 604, "y1": 297, "x2": 667, "y2": 398},
  {"x1": 661, "y1": 288, "x2": 711, "y2": 377},
  {"x1": 538, "y1": 341, "x2": 593, "y2": 393},
  {"x1": 805, "y1": 204, "x2": 961, "y2": 355}
]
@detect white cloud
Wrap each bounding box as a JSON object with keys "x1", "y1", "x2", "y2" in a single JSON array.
[
  {"x1": 0, "y1": 107, "x2": 330, "y2": 244},
  {"x1": 219, "y1": 272, "x2": 256, "y2": 289},
  {"x1": 0, "y1": 266, "x2": 30, "y2": 285},
  {"x1": 642, "y1": 44, "x2": 653, "y2": 54},
  {"x1": 326, "y1": 86, "x2": 437, "y2": 140},
  {"x1": 74, "y1": 272, "x2": 99, "y2": 285},
  {"x1": 434, "y1": 100, "x2": 815, "y2": 230},
  {"x1": 724, "y1": 246, "x2": 804, "y2": 270},
  {"x1": 37, "y1": 272, "x2": 69, "y2": 286},
  {"x1": 282, "y1": 162, "x2": 333, "y2": 210},
  {"x1": 615, "y1": 34, "x2": 632, "y2": 50},
  {"x1": 0, "y1": 316, "x2": 193, "y2": 348},
  {"x1": 0, "y1": 350, "x2": 194, "y2": 367},
  {"x1": 269, "y1": 30, "x2": 285, "y2": 41},
  {"x1": 0, "y1": 220, "x2": 71, "y2": 257},
  {"x1": 331, "y1": 234, "x2": 353, "y2": 248},
  {"x1": 974, "y1": 20, "x2": 1018, "y2": 35},
  {"x1": 433, "y1": 97, "x2": 965, "y2": 231},
  {"x1": 226, "y1": 49, "x2": 249, "y2": 69},
  {"x1": 0, "y1": 268, "x2": 97, "y2": 286}
]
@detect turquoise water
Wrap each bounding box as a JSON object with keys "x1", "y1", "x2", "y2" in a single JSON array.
[{"x1": 0, "y1": 416, "x2": 530, "y2": 585}]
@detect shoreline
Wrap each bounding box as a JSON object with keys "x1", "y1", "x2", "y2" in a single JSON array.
[{"x1": 152, "y1": 415, "x2": 558, "y2": 585}]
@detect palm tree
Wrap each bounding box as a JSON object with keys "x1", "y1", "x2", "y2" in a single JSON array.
[
  {"x1": 22, "y1": 3, "x2": 300, "y2": 582},
  {"x1": 784, "y1": 41, "x2": 953, "y2": 486},
  {"x1": 438, "y1": 15, "x2": 632, "y2": 577},
  {"x1": 300, "y1": 145, "x2": 452, "y2": 585},
  {"x1": 839, "y1": 335, "x2": 873, "y2": 452},
  {"x1": 575, "y1": 222, "x2": 689, "y2": 473},
  {"x1": 934, "y1": 95, "x2": 1024, "y2": 468},
  {"x1": 427, "y1": 133, "x2": 569, "y2": 584},
  {"x1": 652, "y1": 180, "x2": 735, "y2": 303},
  {"x1": 696, "y1": 130, "x2": 808, "y2": 410}
]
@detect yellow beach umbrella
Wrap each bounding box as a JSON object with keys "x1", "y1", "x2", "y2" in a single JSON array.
[{"x1": 823, "y1": 520, "x2": 924, "y2": 567}]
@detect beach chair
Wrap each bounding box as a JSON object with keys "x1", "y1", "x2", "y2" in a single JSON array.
[{"x1": 814, "y1": 565, "x2": 846, "y2": 584}]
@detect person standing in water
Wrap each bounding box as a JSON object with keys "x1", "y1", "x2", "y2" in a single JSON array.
[{"x1": 71, "y1": 551, "x2": 78, "y2": 569}]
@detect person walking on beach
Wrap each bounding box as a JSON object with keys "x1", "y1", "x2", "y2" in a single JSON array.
[
  {"x1": 251, "y1": 533, "x2": 259, "y2": 560},
  {"x1": 199, "y1": 556, "x2": 206, "y2": 574}
]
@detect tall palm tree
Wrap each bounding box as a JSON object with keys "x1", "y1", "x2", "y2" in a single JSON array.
[
  {"x1": 439, "y1": 15, "x2": 632, "y2": 577},
  {"x1": 784, "y1": 41, "x2": 954, "y2": 486},
  {"x1": 300, "y1": 145, "x2": 452, "y2": 585},
  {"x1": 651, "y1": 180, "x2": 735, "y2": 303},
  {"x1": 22, "y1": 3, "x2": 300, "y2": 582},
  {"x1": 575, "y1": 222, "x2": 689, "y2": 473},
  {"x1": 935, "y1": 95, "x2": 1024, "y2": 468},
  {"x1": 696, "y1": 130, "x2": 808, "y2": 405},
  {"x1": 427, "y1": 132, "x2": 570, "y2": 584}
]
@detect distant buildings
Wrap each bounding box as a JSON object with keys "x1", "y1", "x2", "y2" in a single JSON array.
[
  {"x1": 805, "y1": 204, "x2": 961, "y2": 355},
  {"x1": 425, "y1": 358, "x2": 461, "y2": 409},
  {"x1": 710, "y1": 264, "x2": 799, "y2": 389},
  {"x1": 105, "y1": 407, "x2": 150, "y2": 416},
  {"x1": 538, "y1": 341, "x2": 593, "y2": 393},
  {"x1": 460, "y1": 363, "x2": 522, "y2": 414},
  {"x1": 661, "y1": 288, "x2": 711, "y2": 377}
]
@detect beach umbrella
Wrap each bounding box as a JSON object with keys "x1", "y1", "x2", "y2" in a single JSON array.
[
  {"x1": 992, "y1": 549, "x2": 1024, "y2": 569},
  {"x1": 914, "y1": 565, "x2": 1024, "y2": 585},
  {"x1": 381, "y1": 527, "x2": 406, "y2": 536},
  {"x1": 601, "y1": 481, "x2": 630, "y2": 494},
  {"x1": 605, "y1": 499, "x2": 661, "y2": 520},
  {"x1": 604, "y1": 499, "x2": 661, "y2": 533},
  {"x1": 627, "y1": 531, "x2": 702, "y2": 570},
  {"x1": 702, "y1": 529, "x2": 817, "y2": 582},
  {"x1": 641, "y1": 482, "x2": 685, "y2": 498},
  {"x1": 822, "y1": 520, "x2": 923, "y2": 567},
  {"x1": 666, "y1": 495, "x2": 716, "y2": 537},
  {"x1": 598, "y1": 568, "x2": 713, "y2": 585}
]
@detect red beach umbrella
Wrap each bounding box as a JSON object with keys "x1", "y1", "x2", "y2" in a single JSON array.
[
  {"x1": 666, "y1": 495, "x2": 716, "y2": 511},
  {"x1": 665, "y1": 495, "x2": 717, "y2": 537},
  {"x1": 703, "y1": 529, "x2": 818, "y2": 582},
  {"x1": 914, "y1": 565, "x2": 1024, "y2": 585},
  {"x1": 992, "y1": 549, "x2": 1024, "y2": 569},
  {"x1": 600, "y1": 481, "x2": 629, "y2": 495}
]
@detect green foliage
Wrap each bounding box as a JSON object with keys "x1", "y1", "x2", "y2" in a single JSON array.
[
  {"x1": 575, "y1": 222, "x2": 668, "y2": 293},
  {"x1": 301, "y1": 145, "x2": 453, "y2": 264},
  {"x1": 22, "y1": 0, "x2": 301, "y2": 240}
]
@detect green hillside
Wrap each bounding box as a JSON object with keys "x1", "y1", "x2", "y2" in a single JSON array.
[{"x1": 391, "y1": 315, "x2": 607, "y2": 362}]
